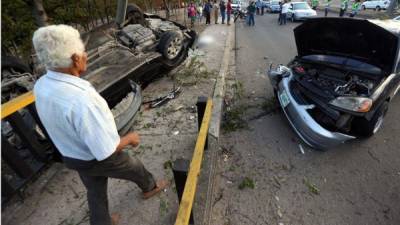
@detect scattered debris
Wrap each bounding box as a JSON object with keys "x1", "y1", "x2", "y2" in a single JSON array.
[
  {"x1": 303, "y1": 177, "x2": 320, "y2": 195},
  {"x1": 189, "y1": 115, "x2": 195, "y2": 120},
  {"x1": 277, "y1": 208, "x2": 283, "y2": 218},
  {"x1": 299, "y1": 144, "x2": 305, "y2": 154},
  {"x1": 172, "y1": 56, "x2": 217, "y2": 86},
  {"x1": 238, "y1": 177, "x2": 255, "y2": 190},
  {"x1": 367, "y1": 150, "x2": 380, "y2": 163},
  {"x1": 172, "y1": 131, "x2": 180, "y2": 135},
  {"x1": 143, "y1": 86, "x2": 181, "y2": 108},
  {"x1": 173, "y1": 105, "x2": 184, "y2": 111},
  {"x1": 275, "y1": 196, "x2": 280, "y2": 202}
]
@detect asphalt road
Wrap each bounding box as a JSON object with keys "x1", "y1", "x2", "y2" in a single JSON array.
[{"x1": 210, "y1": 12, "x2": 400, "y2": 225}]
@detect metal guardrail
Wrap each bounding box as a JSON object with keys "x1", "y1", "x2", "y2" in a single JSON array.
[
  {"x1": 1, "y1": 91, "x2": 59, "y2": 205},
  {"x1": 173, "y1": 97, "x2": 213, "y2": 225}
]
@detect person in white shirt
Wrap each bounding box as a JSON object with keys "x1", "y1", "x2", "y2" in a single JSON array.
[
  {"x1": 280, "y1": 0, "x2": 290, "y2": 25},
  {"x1": 32, "y1": 24, "x2": 168, "y2": 225}
]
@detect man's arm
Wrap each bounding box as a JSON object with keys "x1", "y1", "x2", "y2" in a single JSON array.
[{"x1": 115, "y1": 132, "x2": 140, "y2": 153}]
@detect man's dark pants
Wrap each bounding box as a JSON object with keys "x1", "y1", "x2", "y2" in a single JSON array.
[
  {"x1": 64, "y1": 152, "x2": 156, "y2": 225},
  {"x1": 280, "y1": 13, "x2": 287, "y2": 25}
]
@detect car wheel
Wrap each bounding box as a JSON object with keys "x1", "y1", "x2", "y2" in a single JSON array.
[
  {"x1": 1, "y1": 55, "x2": 33, "y2": 102},
  {"x1": 376, "y1": 6, "x2": 381, "y2": 11},
  {"x1": 126, "y1": 3, "x2": 146, "y2": 25},
  {"x1": 361, "y1": 5, "x2": 366, "y2": 10},
  {"x1": 158, "y1": 31, "x2": 186, "y2": 69},
  {"x1": 352, "y1": 101, "x2": 388, "y2": 138}
]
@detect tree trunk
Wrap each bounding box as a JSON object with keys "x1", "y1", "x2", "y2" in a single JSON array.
[
  {"x1": 163, "y1": 0, "x2": 171, "y2": 19},
  {"x1": 29, "y1": 0, "x2": 49, "y2": 27},
  {"x1": 386, "y1": 0, "x2": 398, "y2": 16}
]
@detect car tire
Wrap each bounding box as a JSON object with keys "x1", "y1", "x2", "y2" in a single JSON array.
[
  {"x1": 352, "y1": 101, "x2": 388, "y2": 138},
  {"x1": 376, "y1": 6, "x2": 381, "y2": 11},
  {"x1": 362, "y1": 5, "x2": 366, "y2": 10},
  {"x1": 158, "y1": 31, "x2": 186, "y2": 69},
  {"x1": 126, "y1": 3, "x2": 146, "y2": 25},
  {"x1": 1, "y1": 55, "x2": 32, "y2": 102}
]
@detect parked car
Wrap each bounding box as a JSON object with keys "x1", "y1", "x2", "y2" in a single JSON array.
[
  {"x1": 268, "y1": 0, "x2": 282, "y2": 13},
  {"x1": 287, "y1": 2, "x2": 317, "y2": 21},
  {"x1": 231, "y1": 0, "x2": 242, "y2": 12},
  {"x1": 1, "y1": 4, "x2": 197, "y2": 135},
  {"x1": 361, "y1": 0, "x2": 389, "y2": 10},
  {"x1": 268, "y1": 18, "x2": 400, "y2": 149},
  {"x1": 262, "y1": 0, "x2": 271, "y2": 8}
]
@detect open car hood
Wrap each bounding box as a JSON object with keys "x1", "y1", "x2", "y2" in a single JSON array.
[{"x1": 294, "y1": 18, "x2": 399, "y2": 74}]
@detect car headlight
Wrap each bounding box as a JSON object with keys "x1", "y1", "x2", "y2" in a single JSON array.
[{"x1": 329, "y1": 97, "x2": 372, "y2": 113}]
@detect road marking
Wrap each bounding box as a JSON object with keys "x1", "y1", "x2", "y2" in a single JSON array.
[{"x1": 175, "y1": 99, "x2": 213, "y2": 225}]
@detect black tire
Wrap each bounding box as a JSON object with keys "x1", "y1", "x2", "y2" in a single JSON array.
[
  {"x1": 126, "y1": 3, "x2": 145, "y2": 25},
  {"x1": 157, "y1": 31, "x2": 186, "y2": 69},
  {"x1": 1, "y1": 55, "x2": 32, "y2": 102},
  {"x1": 376, "y1": 6, "x2": 381, "y2": 11},
  {"x1": 352, "y1": 102, "x2": 388, "y2": 138},
  {"x1": 362, "y1": 5, "x2": 366, "y2": 10},
  {"x1": 1, "y1": 55, "x2": 32, "y2": 75}
]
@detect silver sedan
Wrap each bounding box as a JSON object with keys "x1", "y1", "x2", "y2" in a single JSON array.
[{"x1": 287, "y1": 2, "x2": 317, "y2": 22}]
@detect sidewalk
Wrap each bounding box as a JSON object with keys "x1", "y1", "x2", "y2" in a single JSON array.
[{"x1": 1, "y1": 19, "x2": 234, "y2": 225}]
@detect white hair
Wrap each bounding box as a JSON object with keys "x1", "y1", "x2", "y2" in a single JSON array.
[{"x1": 32, "y1": 24, "x2": 85, "y2": 70}]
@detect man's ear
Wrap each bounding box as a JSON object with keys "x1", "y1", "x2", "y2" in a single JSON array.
[{"x1": 71, "y1": 53, "x2": 79, "y2": 66}]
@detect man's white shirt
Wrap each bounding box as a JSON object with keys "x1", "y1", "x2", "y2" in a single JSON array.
[
  {"x1": 34, "y1": 70, "x2": 120, "y2": 161},
  {"x1": 282, "y1": 3, "x2": 291, "y2": 13}
]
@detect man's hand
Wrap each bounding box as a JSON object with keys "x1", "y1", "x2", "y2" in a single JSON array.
[
  {"x1": 127, "y1": 132, "x2": 140, "y2": 147},
  {"x1": 116, "y1": 132, "x2": 140, "y2": 153}
]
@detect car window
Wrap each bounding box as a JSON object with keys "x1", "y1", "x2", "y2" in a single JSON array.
[{"x1": 293, "y1": 3, "x2": 310, "y2": 10}]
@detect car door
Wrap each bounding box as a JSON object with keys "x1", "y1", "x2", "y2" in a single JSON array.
[{"x1": 365, "y1": 0, "x2": 373, "y2": 8}]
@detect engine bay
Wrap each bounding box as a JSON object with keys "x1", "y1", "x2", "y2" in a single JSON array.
[{"x1": 291, "y1": 62, "x2": 379, "y2": 99}]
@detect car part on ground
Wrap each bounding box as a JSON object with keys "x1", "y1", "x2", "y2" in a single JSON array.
[
  {"x1": 268, "y1": 18, "x2": 400, "y2": 150},
  {"x1": 143, "y1": 86, "x2": 181, "y2": 109}
]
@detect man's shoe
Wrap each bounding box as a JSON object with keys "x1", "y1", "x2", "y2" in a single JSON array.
[{"x1": 143, "y1": 180, "x2": 169, "y2": 199}]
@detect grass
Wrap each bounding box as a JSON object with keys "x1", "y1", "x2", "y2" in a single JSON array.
[
  {"x1": 163, "y1": 160, "x2": 172, "y2": 170},
  {"x1": 238, "y1": 177, "x2": 255, "y2": 190},
  {"x1": 303, "y1": 177, "x2": 320, "y2": 195},
  {"x1": 172, "y1": 56, "x2": 217, "y2": 86},
  {"x1": 232, "y1": 80, "x2": 244, "y2": 99},
  {"x1": 159, "y1": 198, "x2": 169, "y2": 217},
  {"x1": 222, "y1": 105, "x2": 249, "y2": 133}
]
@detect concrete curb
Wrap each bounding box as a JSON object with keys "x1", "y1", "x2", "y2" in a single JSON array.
[{"x1": 201, "y1": 24, "x2": 235, "y2": 225}]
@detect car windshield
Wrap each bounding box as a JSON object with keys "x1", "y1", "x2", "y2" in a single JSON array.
[
  {"x1": 293, "y1": 3, "x2": 310, "y2": 10},
  {"x1": 232, "y1": 0, "x2": 240, "y2": 4},
  {"x1": 271, "y1": 1, "x2": 280, "y2": 5}
]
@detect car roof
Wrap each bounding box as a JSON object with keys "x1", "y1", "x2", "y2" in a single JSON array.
[
  {"x1": 369, "y1": 19, "x2": 400, "y2": 37},
  {"x1": 291, "y1": 1, "x2": 308, "y2": 4}
]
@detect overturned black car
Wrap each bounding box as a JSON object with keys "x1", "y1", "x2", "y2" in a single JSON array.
[
  {"x1": 268, "y1": 18, "x2": 400, "y2": 149},
  {"x1": 2, "y1": 4, "x2": 196, "y2": 135}
]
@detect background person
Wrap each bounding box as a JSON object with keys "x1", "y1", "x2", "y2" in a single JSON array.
[
  {"x1": 349, "y1": 0, "x2": 361, "y2": 17},
  {"x1": 220, "y1": 0, "x2": 226, "y2": 24},
  {"x1": 339, "y1": 0, "x2": 348, "y2": 17},
  {"x1": 32, "y1": 25, "x2": 168, "y2": 225},
  {"x1": 280, "y1": 0, "x2": 290, "y2": 25},
  {"x1": 188, "y1": 2, "x2": 197, "y2": 28},
  {"x1": 204, "y1": 0, "x2": 213, "y2": 24},
  {"x1": 324, "y1": 0, "x2": 331, "y2": 16},
  {"x1": 213, "y1": 0, "x2": 220, "y2": 24},
  {"x1": 227, "y1": 0, "x2": 232, "y2": 25},
  {"x1": 311, "y1": 0, "x2": 319, "y2": 10},
  {"x1": 247, "y1": 1, "x2": 256, "y2": 26}
]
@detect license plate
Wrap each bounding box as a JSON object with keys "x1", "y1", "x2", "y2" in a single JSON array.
[{"x1": 279, "y1": 90, "x2": 290, "y2": 108}]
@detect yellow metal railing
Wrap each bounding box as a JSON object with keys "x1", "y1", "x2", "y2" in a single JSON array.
[
  {"x1": 1, "y1": 91, "x2": 35, "y2": 119},
  {"x1": 174, "y1": 99, "x2": 213, "y2": 225}
]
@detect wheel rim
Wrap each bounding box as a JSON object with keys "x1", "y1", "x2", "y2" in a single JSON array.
[
  {"x1": 373, "y1": 114, "x2": 384, "y2": 134},
  {"x1": 166, "y1": 37, "x2": 182, "y2": 59}
]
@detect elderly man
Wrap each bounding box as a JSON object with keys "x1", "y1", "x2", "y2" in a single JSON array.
[{"x1": 32, "y1": 25, "x2": 168, "y2": 225}]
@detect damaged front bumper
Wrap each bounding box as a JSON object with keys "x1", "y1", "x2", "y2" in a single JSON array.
[{"x1": 268, "y1": 66, "x2": 356, "y2": 149}]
